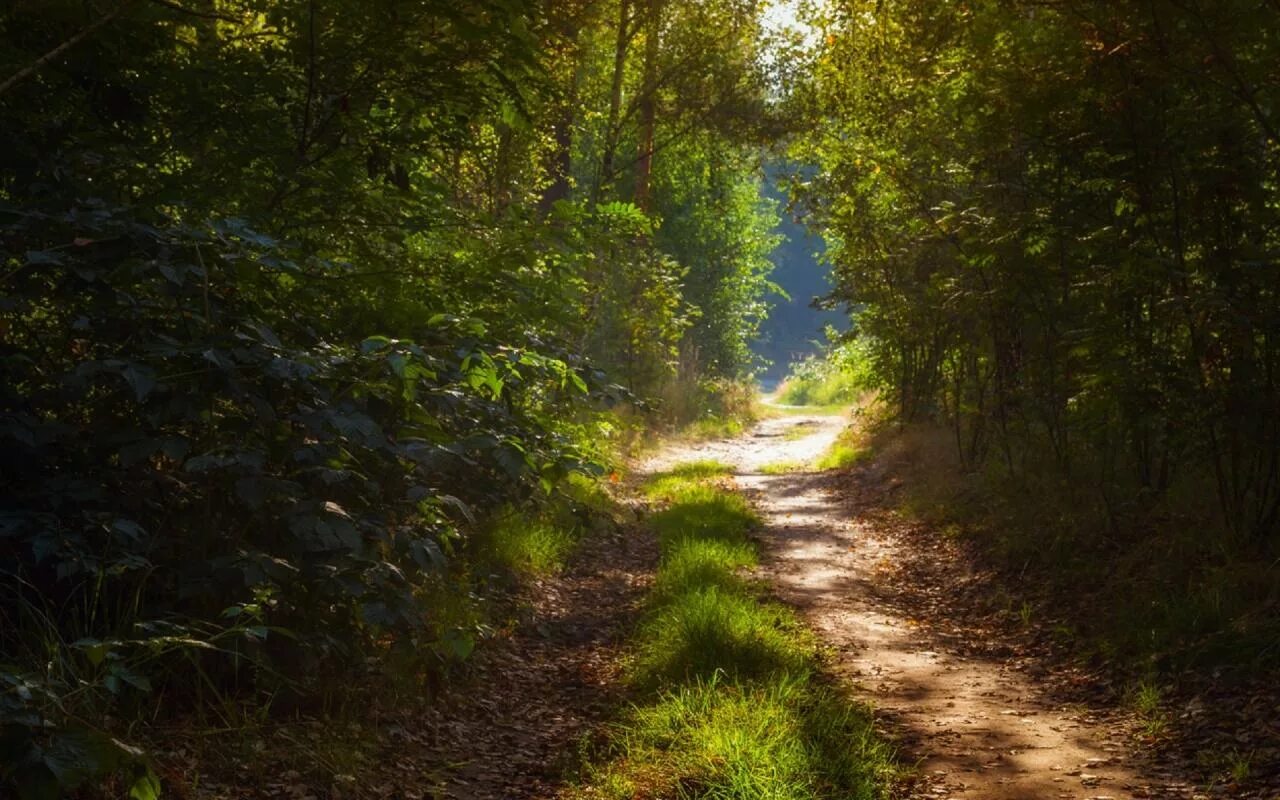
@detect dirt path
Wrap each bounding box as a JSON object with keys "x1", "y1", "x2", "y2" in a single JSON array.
[
  {"x1": 410, "y1": 518, "x2": 656, "y2": 799},
  {"x1": 653, "y1": 410, "x2": 1181, "y2": 800}
]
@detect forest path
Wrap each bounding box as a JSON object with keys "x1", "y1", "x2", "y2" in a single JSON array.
[{"x1": 648, "y1": 410, "x2": 1168, "y2": 800}]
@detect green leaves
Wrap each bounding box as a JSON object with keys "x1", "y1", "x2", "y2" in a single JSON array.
[
  {"x1": 595, "y1": 201, "x2": 654, "y2": 235},
  {"x1": 0, "y1": 203, "x2": 609, "y2": 795},
  {"x1": 0, "y1": 0, "x2": 789, "y2": 793},
  {"x1": 800, "y1": 0, "x2": 1280, "y2": 531}
]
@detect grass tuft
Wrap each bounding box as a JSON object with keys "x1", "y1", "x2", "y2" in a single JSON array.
[
  {"x1": 633, "y1": 587, "x2": 815, "y2": 689},
  {"x1": 760, "y1": 460, "x2": 806, "y2": 475},
  {"x1": 486, "y1": 515, "x2": 579, "y2": 576},
  {"x1": 643, "y1": 460, "x2": 736, "y2": 503},
  {"x1": 581, "y1": 674, "x2": 888, "y2": 800},
  {"x1": 483, "y1": 475, "x2": 616, "y2": 577},
  {"x1": 816, "y1": 427, "x2": 870, "y2": 471},
  {"x1": 1130, "y1": 679, "x2": 1170, "y2": 739}
]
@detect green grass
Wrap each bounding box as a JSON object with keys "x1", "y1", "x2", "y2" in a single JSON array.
[
  {"x1": 643, "y1": 459, "x2": 736, "y2": 501},
  {"x1": 1130, "y1": 679, "x2": 1170, "y2": 739},
  {"x1": 684, "y1": 415, "x2": 748, "y2": 440},
  {"x1": 633, "y1": 586, "x2": 815, "y2": 689},
  {"x1": 815, "y1": 429, "x2": 870, "y2": 471},
  {"x1": 483, "y1": 475, "x2": 615, "y2": 577},
  {"x1": 760, "y1": 460, "x2": 806, "y2": 475},
  {"x1": 578, "y1": 674, "x2": 889, "y2": 800},
  {"x1": 572, "y1": 463, "x2": 895, "y2": 799},
  {"x1": 776, "y1": 370, "x2": 862, "y2": 407},
  {"x1": 486, "y1": 515, "x2": 579, "y2": 576},
  {"x1": 764, "y1": 402, "x2": 850, "y2": 417}
]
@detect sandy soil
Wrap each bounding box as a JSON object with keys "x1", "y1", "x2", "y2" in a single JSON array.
[{"x1": 651, "y1": 411, "x2": 1183, "y2": 800}]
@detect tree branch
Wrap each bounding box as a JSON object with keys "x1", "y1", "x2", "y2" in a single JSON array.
[
  {"x1": 0, "y1": 1, "x2": 138, "y2": 97},
  {"x1": 145, "y1": 0, "x2": 240, "y2": 23}
]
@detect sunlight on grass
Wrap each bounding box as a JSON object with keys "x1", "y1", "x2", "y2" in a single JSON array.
[
  {"x1": 633, "y1": 586, "x2": 814, "y2": 688},
  {"x1": 777, "y1": 369, "x2": 862, "y2": 407},
  {"x1": 486, "y1": 514, "x2": 579, "y2": 576},
  {"x1": 1130, "y1": 679, "x2": 1170, "y2": 739},
  {"x1": 579, "y1": 674, "x2": 889, "y2": 800},
  {"x1": 683, "y1": 415, "x2": 747, "y2": 441},
  {"x1": 644, "y1": 460, "x2": 735, "y2": 501},
  {"x1": 652, "y1": 537, "x2": 755, "y2": 600},
  {"x1": 760, "y1": 460, "x2": 806, "y2": 475},
  {"x1": 815, "y1": 426, "x2": 871, "y2": 471},
  {"x1": 762, "y1": 402, "x2": 851, "y2": 418},
  {"x1": 482, "y1": 474, "x2": 611, "y2": 577},
  {"x1": 571, "y1": 462, "x2": 895, "y2": 799},
  {"x1": 816, "y1": 442, "x2": 868, "y2": 470}
]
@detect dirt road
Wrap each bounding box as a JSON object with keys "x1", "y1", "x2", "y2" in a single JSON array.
[{"x1": 652, "y1": 410, "x2": 1178, "y2": 800}]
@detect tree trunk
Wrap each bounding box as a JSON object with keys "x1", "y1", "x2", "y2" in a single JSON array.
[
  {"x1": 634, "y1": 0, "x2": 663, "y2": 210},
  {"x1": 596, "y1": 0, "x2": 631, "y2": 202}
]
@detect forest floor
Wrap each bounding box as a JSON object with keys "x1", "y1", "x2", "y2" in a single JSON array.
[
  {"x1": 179, "y1": 505, "x2": 658, "y2": 800},
  {"x1": 409, "y1": 516, "x2": 659, "y2": 799}
]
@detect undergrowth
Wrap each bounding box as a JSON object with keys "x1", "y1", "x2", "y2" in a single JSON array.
[
  {"x1": 620, "y1": 381, "x2": 760, "y2": 458},
  {"x1": 868, "y1": 421, "x2": 1280, "y2": 678},
  {"x1": 776, "y1": 341, "x2": 875, "y2": 407},
  {"x1": 777, "y1": 372, "x2": 859, "y2": 407},
  {"x1": 129, "y1": 473, "x2": 621, "y2": 794},
  {"x1": 482, "y1": 474, "x2": 617, "y2": 577},
  {"x1": 571, "y1": 460, "x2": 894, "y2": 799},
  {"x1": 673, "y1": 380, "x2": 760, "y2": 442}
]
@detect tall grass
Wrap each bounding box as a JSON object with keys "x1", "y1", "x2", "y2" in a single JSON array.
[
  {"x1": 481, "y1": 474, "x2": 618, "y2": 578},
  {"x1": 777, "y1": 369, "x2": 861, "y2": 407},
  {"x1": 571, "y1": 461, "x2": 894, "y2": 799},
  {"x1": 662, "y1": 379, "x2": 761, "y2": 440}
]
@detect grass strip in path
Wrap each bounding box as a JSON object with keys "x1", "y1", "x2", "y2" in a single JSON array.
[{"x1": 568, "y1": 460, "x2": 894, "y2": 799}]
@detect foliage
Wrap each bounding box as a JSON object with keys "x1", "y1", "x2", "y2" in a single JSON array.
[
  {"x1": 878, "y1": 419, "x2": 1280, "y2": 675},
  {"x1": 752, "y1": 162, "x2": 848, "y2": 387},
  {"x1": 777, "y1": 339, "x2": 874, "y2": 407},
  {"x1": 655, "y1": 140, "x2": 781, "y2": 379},
  {"x1": 0, "y1": 0, "x2": 782, "y2": 793},
  {"x1": 792, "y1": 1, "x2": 1280, "y2": 544},
  {"x1": 0, "y1": 208, "x2": 603, "y2": 792}
]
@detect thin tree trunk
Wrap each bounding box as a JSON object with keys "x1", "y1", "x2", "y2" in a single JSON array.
[
  {"x1": 634, "y1": 0, "x2": 663, "y2": 210},
  {"x1": 539, "y1": 12, "x2": 583, "y2": 216},
  {"x1": 596, "y1": 0, "x2": 631, "y2": 202}
]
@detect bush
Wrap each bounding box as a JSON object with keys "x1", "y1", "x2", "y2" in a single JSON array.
[
  {"x1": 777, "y1": 340, "x2": 875, "y2": 407},
  {"x1": 0, "y1": 209, "x2": 608, "y2": 794}
]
